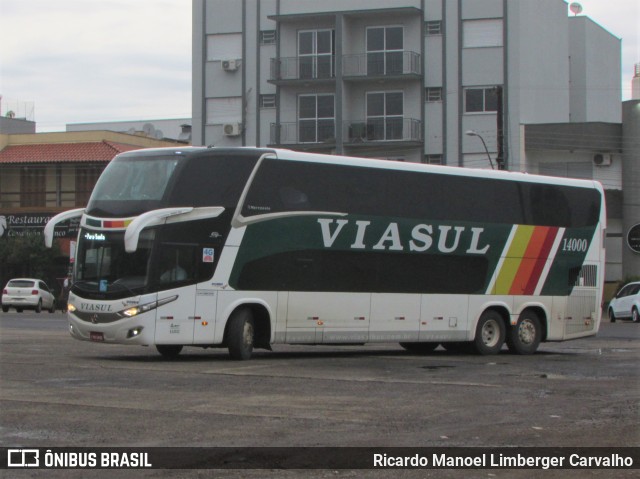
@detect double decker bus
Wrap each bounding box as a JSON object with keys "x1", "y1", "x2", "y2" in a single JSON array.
[{"x1": 45, "y1": 147, "x2": 606, "y2": 359}]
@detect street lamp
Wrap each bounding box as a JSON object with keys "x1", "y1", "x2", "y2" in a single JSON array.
[{"x1": 465, "y1": 130, "x2": 495, "y2": 170}]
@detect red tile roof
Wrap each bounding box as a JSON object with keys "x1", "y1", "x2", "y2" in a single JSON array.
[{"x1": 0, "y1": 141, "x2": 144, "y2": 164}]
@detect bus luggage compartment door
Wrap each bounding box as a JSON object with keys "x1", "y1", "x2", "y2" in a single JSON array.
[{"x1": 154, "y1": 285, "x2": 197, "y2": 345}]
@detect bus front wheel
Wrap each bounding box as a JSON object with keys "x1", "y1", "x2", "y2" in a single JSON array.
[
  {"x1": 507, "y1": 311, "x2": 542, "y2": 355},
  {"x1": 474, "y1": 310, "x2": 506, "y2": 355},
  {"x1": 156, "y1": 345, "x2": 183, "y2": 359},
  {"x1": 227, "y1": 308, "x2": 255, "y2": 360}
]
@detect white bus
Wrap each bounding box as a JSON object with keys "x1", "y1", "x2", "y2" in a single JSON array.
[{"x1": 45, "y1": 147, "x2": 606, "y2": 359}]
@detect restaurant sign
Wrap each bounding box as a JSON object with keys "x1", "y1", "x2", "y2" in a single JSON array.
[{"x1": 0, "y1": 213, "x2": 80, "y2": 239}]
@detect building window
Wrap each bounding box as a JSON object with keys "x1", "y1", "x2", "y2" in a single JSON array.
[
  {"x1": 366, "y1": 91, "x2": 403, "y2": 140},
  {"x1": 259, "y1": 94, "x2": 276, "y2": 109},
  {"x1": 20, "y1": 166, "x2": 45, "y2": 207},
  {"x1": 366, "y1": 26, "x2": 404, "y2": 75},
  {"x1": 298, "y1": 29, "x2": 335, "y2": 79},
  {"x1": 425, "y1": 87, "x2": 443, "y2": 102},
  {"x1": 424, "y1": 154, "x2": 443, "y2": 165},
  {"x1": 260, "y1": 30, "x2": 277, "y2": 45},
  {"x1": 463, "y1": 19, "x2": 503, "y2": 48},
  {"x1": 75, "y1": 165, "x2": 103, "y2": 207},
  {"x1": 298, "y1": 94, "x2": 335, "y2": 143},
  {"x1": 465, "y1": 87, "x2": 498, "y2": 113},
  {"x1": 425, "y1": 20, "x2": 442, "y2": 35}
]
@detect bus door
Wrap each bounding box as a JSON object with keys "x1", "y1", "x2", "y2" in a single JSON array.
[
  {"x1": 153, "y1": 242, "x2": 200, "y2": 345},
  {"x1": 286, "y1": 292, "x2": 370, "y2": 343}
]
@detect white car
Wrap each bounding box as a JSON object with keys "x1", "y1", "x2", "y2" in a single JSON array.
[
  {"x1": 608, "y1": 281, "x2": 640, "y2": 323},
  {"x1": 1, "y1": 278, "x2": 57, "y2": 313}
]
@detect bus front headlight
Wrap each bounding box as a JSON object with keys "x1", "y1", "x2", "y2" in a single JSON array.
[{"x1": 119, "y1": 295, "x2": 178, "y2": 318}]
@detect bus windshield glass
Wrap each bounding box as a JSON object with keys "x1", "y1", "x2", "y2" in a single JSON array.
[
  {"x1": 74, "y1": 228, "x2": 155, "y2": 298},
  {"x1": 87, "y1": 155, "x2": 180, "y2": 216}
]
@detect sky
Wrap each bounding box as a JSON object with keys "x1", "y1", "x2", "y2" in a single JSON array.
[{"x1": 0, "y1": 0, "x2": 638, "y2": 133}]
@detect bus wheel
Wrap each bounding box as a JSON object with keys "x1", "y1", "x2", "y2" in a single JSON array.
[
  {"x1": 608, "y1": 308, "x2": 616, "y2": 323},
  {"x1": 399, "y1": 342, "x2": 438, "y2": 354},
  {"x1": 507, "y1": 311, "x2": 542, "y2": 355},
  {"x1": 156, "y1": 345, "x2": 183, "y2": 359},
  {"x1": 474, "y1": 310, "x2": 505, "y2": 355},
  {"x1": 228, "y1": 308, "x2": 254, "y2": 360}
]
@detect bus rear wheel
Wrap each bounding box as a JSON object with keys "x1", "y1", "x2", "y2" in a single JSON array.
[
  {"x1": 474, "y1": 310, "x2": 505, "y2": 355},
  {"x1": 227, "y1": 308, "x2": 255, "y2": 360},
  {"x1": 507, "y1": 311, "x2": 542, "y2": 355},
  {"x1": 399, "y1": 342, "x2": 439, "y2": 354},
  {"x1": 156, "y1": 345, "x2": 183, "y2": 359}
]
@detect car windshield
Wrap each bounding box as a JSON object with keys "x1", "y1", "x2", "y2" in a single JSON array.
[
  {"x1": 7, "y1": 280, "x2": 35, "y2": 288},
  {"x1": 74, "y1": 228, "x2": 155, "y2": 298}
]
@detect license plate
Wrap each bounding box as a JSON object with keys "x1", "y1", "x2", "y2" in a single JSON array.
[{"x1": 90, "y1": 332, "x2": 104, "y2": 342}]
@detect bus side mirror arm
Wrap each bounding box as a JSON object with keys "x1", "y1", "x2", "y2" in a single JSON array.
[
  {"x1": 124, "y1": 206, "x2": 225, "y2": 253},
  {"x1": 44, "y1": 208, "x2": 85, "y2": 248}
]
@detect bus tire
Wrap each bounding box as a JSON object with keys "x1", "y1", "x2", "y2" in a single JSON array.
[
  {"x1": 227, "y1": 308, "x2": 254, "y2": 360},
  {"x1": 474, "y1": 310, "x2": 505, "y2": 355},
  {"x1": 507, "y1": 311, "x2": 542, "y2": 355},
  {"x1": 399, "y1": 342, "x2": 438, "y2": 354},
  {"x1": 608, "y1": 308, "x2": 616, "y2": 323},
  {"x1": 156, "y1": 345, "x2": 183, "y2": 359}
]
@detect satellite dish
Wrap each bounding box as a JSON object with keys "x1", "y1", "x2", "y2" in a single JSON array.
[{"x1": 569, "y1": 2, "x2": 583, "y2": 15}]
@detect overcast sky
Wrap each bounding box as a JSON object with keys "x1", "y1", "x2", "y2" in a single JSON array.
[{"x1": 0, "y1": 0, "x2": 638, "y2": 133}]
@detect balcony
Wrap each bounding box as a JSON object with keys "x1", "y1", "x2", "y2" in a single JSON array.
[
  {"x1": 269, "y1": 51, "x2": 421, "y2": 84},
  {"x1": 342, "y1": 51, "x2": 421, "y2": 80},
  {"x1": 269, "y1": 118, "x2": 422, "y2": 147},
  {"x1": 269, "y1": 56, "x2": 336, "y2": 85}
]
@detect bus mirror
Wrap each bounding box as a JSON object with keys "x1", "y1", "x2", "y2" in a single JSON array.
[{"x1": 44, "y1": 208, "x2": 85, "y2": 248}]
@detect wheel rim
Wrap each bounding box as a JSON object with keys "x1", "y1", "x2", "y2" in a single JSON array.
[
  {"x1": 518, "y1": 319, "x2": 536, "y2": 345},
  {"x1": 243, "y1": 321, "x2": 254, "y2": 348},
  {"x1": 481, "y1": 319, "x2": 500, "y2": 348},
  {"x1": 633, "y1": 309, "x2": 639, "y2": 322}
]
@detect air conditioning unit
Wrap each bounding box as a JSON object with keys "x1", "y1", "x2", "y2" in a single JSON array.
[
  {"x1": 593, "y1": 153, "x2": 612, "y2": 166},
  {"x1": 223, "y1": 122, "x2": 242, "y2": 136},
  {"x1": 221, "y1": 59, "x2": 238, "y2": 72}
]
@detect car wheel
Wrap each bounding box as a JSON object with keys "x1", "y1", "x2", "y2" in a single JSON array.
[
  {"x1": 608, "y1": 308, "x2": 616, "y2": 323},
  {"x1": 35, "y1": 300, "x2": 42, "y2": 313},
  {"x1": 633, "y1": 308, "x2": 639, "y2": 323},
  {"x1": 49, "y1": 302, "x2": 56, "y2": 313},
  {"x1": 1, "y1": 306, "x2": 8, "y2": 313}
]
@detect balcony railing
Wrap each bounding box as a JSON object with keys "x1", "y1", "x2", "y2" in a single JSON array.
[
  {"x1": 270, "y1": 56, "x2": 336, "y2": 82},
  {"x1": 269, "y1": 51, "x2": 421, "y2": 82},
  {"x1": 270, "y1": 118, "x2": 422, "y2": 145},
  {"x1": 342, "y1": 51, "x2": 421, "y2": 78}
]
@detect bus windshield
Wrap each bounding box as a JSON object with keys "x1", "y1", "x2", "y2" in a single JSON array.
[
  {"x1": 87, "y1": 155, "x2": 179, "y2": 216},
  {"x1": 74, "y1": 228, "x2": 155, "y2": 298}
]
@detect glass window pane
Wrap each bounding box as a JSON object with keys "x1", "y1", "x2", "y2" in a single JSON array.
[
  {"x1": 367, "y1": 93, "x2": 385, "y2": 116},
  {"x1": 386, "y1": 27, "x2": 403, "y2": 50},
  {"x1": 386, "y1": 51, "x2": 403, "y2": 75},
  {"x1": 386, "y1": 118, "x2": 403, "y2": 140},
  {"x1": 484, "y1": 88, "x2": 498, "y2": 112},
  {"x1": 299, "y1": 56, "x2": 314, "y2": 79},
  {"x1": 366, "y1": 118, "x2": 385, "y2": 140},
  {"x1": 465, "y1": 89, "x2": 484, "y2": 112},
  {"x1": 316, "y1": 55, "x2": 333, "y2": 78},
  {"x1": 317, "y1": 30, "x2": 331, "y2": 54},
  {"x1": 367, "y1": 52, "x2": 384, "y2": 75},
  {"x1": 316, "y1": 95, "x2": 334, "y2": 118},
  {"x1": 317, "y1": 120, "x2": 335, "y2": 141},
  {"x1": 299, "y1": 96, "x2": 316, "y2": 119},
  {"x1": 386, "y1": 92, "x2": 403, "y2": 115},
  {"x1": 299, "y1": 32, "x2": 314, "y2": 54},
  {"x1": 299, "y1": 120, "x2": 316, "y2": 142},
  {"x1": 367, "y1": 28, "x2": 384, "y2": 51}
]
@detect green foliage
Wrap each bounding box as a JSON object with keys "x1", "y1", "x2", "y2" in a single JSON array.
[{"x1": 0, "y1": 235, "x2": 60, "y2": 280}]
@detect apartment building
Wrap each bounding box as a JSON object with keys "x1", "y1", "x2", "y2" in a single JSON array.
[{"x1": 192, "y1": 0, "x2": 639, "y2": 280}]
